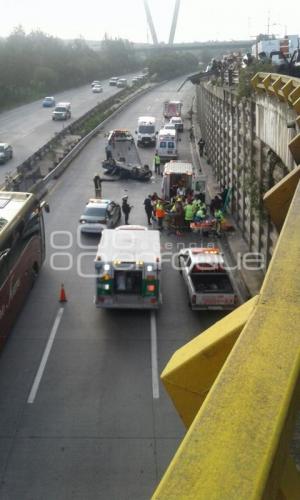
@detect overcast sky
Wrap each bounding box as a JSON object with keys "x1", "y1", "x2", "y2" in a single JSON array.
[{"x1": 1, "y1": 0, "x2": 299, "y2": 43}]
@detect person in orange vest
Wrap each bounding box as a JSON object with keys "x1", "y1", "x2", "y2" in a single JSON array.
[{"x1": 155, "y1": 200, "x2": 165, "y2": 230}]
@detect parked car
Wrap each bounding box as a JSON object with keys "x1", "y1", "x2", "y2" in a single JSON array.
[
  {"x1": 0, "y1": 143, "x2": 13, "y2": 164},
  {"x1": 92, "y1": 84, "x2": 103, "y2": 93},
  {"x1": 42, "y1": 96, "x2": 56, "y2": 107},
  {"x1": 91, "y1": 80, "x2": 101, "y2": 87},
  {"x1": 169, "y1": 116, "x2": 184, "y2": 132},
  {"x1": 79, "y1": 199, "x2": 121, "y2": 233},
  {"x1": 52, "y1": 102, "x2": 71, "y2": 121},
  {"x1": 109, "y1": 77, "x2": 119, "y2": 86}
]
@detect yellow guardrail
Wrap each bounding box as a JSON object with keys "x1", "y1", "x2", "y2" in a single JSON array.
[
  {"x1": 251, "y1": 73, "x2": 300, "y2": 165},
  {"x1": 152, "y1": 76, "x2": 300, "y2": 499}
]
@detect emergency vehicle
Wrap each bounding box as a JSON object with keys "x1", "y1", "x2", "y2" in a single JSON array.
[
  {"x1": 94, "y1": 226, "x2": 161, "y2": 309},
  {"x1": 136, "y1": 116, "x2": 157, "y2": 146},
  {"x1": 163, "y1": 100, "x2": 183, "y2": 119},
  {"x1": 162, "y1": 161, "x2": 206, "y2": 200},
  {"x1": 178, "y1": 246, "x2": 236, "y2": 310},
  {"x1": 156, "y1": 129, "x2": 177, "y2": 161}
]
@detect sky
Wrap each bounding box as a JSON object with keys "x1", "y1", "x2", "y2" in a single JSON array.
[{"x1": 1, "y1": 0, "x2": 299, "y2": 43}]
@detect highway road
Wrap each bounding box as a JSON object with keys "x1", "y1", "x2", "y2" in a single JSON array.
[
  {"x1": 0, "y1": 78, "x2": 227, "y2": 499},
  {"x1": 0, "y1": 73, "x2": 137, "y2": 184}
]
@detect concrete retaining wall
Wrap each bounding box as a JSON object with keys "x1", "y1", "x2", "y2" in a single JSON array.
[{"x1": 196, "y1": 82, "x2": 297, "y2": 266}]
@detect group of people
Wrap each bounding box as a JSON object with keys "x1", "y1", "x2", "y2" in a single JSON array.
[{"x1": 143, "y1": 189, "x2": 226, "y2": 235}]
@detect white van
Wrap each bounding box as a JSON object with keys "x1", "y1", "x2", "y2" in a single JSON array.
[
  {"x1": 136, "y1": 116, "x2": 156, "y2": 147},
  {"x1": 156, "y1": 128, "x2": 178, "y2": 161},
  {"x1": 52, "y1": 102, "x2": 71, "y2": 121}
]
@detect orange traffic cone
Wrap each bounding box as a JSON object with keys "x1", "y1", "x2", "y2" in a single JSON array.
[{"x1": 59, "y1": 283, "x2": 67, "y2": 303}]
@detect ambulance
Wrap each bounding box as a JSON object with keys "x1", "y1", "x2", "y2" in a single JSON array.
[
  {"x1": 156, "y1": 128, "x2": 178, "y2": 161},
  {"x1": 94, "y1": 226, "x2": 162, "y2": 309}
]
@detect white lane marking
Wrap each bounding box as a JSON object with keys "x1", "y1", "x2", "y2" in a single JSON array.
[
  {"x1": 27, "y1": 307, "x2": 64, "y2": 404},
  {"x1": 150, "y1": 311, "x2": 160, "y2": 399},
  {"x1": 146, "y1": 105, "x2": 151, "y2": 111}
]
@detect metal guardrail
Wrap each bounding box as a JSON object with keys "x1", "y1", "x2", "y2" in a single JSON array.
[
  {"x1": 40, "y1": 83, "x2": 159, "y2": 190},
  {"x1": 1, "y1": 83, "x2": 152, "y2": 193}
]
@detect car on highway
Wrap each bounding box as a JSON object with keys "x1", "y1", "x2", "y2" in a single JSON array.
[
  {"x1": 91, "y1": 80, "x2": 101, "y2": 88},
  {"x1": 92, "y1": 84, "x2": 103, "y2": 93},
  {"x1": 42, "y1": 96, "x2": 56, "y2": 107},
  {"x1": 52, "y1": 102, "x2": 71, "y2": 121},
  {"x1": 162, "y1": 122, "x2": 177, "y2": 134},
  {"x1": 169, "y1": 116, "x2": 184, "y2": 132},
  {"x1": 79, "y1": 198, "x2": 121, "y2": 233},
  {"x1": 116, "y1": 78, "x2": 127, "y2": 88},
  {"x1": 0, "y1": 143, "x2": 13, "y2": 164},
  {"x1": 109, "y1": 77, "x2": 119, "y2": 86}
]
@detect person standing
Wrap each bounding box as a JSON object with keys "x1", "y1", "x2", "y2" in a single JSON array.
[
  {"x1": 122, "y1": 196, "x2": 132, "y2": 225},
  {"x1": 155, "y1": 200, "x2": 165, "y2": 230},
  {"x1": 144, "y1": 195, "x2": 153, "y2": 225},
  {"x1": 214, "y1": 208, "x2": 224, "y2": 236},
  {"x1": 198, "y1": 138, "x2": 205, "y2": 157},
  {"x1": 93, "y1": 174, "x2": 102, "y2": 198},
  {"x1": 154, "y1": 152, "x2": 161, "y2": 175},
  {"x1": 184, "y1": 201, "x2": 194, "y2": 230},
  {"x1": 105, "y1": 143, "x2": 113, "y2": 160}
]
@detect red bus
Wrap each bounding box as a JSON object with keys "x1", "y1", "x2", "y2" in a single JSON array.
[{"x1": 0, "y1": 191, "x2": 49, "y2": 348}]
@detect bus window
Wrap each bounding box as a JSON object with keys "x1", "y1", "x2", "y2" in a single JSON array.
[{"x1": 22, "y1": 211, "x2": 41, "y2": 241}]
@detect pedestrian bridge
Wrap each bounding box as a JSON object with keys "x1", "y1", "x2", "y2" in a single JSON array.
[{"x1": 152, "y1": 74, "x2": 300, "y2": 499}]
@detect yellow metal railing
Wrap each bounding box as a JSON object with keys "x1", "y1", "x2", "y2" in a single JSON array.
[
  {"x1": 251, "y1": 73, "x2": 300, "y2": 165},
  {"x1": 152, "y1": 76, "x2": 300, "y2": 499}
]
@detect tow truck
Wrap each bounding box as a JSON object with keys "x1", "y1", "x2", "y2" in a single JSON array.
[
  {"x1": 178, "y1": 246, "x2": 236, "y2": 310},
  {"x1": 102, "y1": 129, "x2": 152, "y2": 181}
]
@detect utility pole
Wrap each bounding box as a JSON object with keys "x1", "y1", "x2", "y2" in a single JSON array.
[{"x1": 168, "y1": 0, "x2": 181, "y2": 44}]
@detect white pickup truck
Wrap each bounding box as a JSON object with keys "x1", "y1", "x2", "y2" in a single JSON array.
[{"x1": 178, "y1": 246, "x2": 236, "y2": 310}]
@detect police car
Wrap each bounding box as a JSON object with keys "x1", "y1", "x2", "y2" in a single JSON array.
[{"x1": 79, "y1": 199, "x2": 121, "y2": 233}]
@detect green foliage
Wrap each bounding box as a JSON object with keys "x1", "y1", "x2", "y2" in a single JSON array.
[
  {"x1": 145, "y1": 51, "x2": 198, "y2": 80},
  {"x1": 0, "y1": 29, "x2": 141, "y2": 111},
  {"x1": 237, "y1": 61, "x2": 273, "y2": 98}
]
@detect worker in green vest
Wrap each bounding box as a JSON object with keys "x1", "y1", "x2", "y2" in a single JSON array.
[
  {"x1": 184, "y1": 202, "x2": 194, "y2": 230},
  {"x1": 154, "y1": 152, "x2": 161, "y2": 175},
  {"x1": 214, "y1": 208, "x2": 224, "y2": 236}
]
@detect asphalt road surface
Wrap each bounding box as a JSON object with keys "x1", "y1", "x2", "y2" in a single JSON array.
[
  {"x1": 0, "y1": 73, "x2": 137, "y2": 185},
  {"x1": 0, "y1": 78, "x2": 228, "y2": 500}
]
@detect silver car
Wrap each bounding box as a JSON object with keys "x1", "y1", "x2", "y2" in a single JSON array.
[{"x1": 0, "y1": 143, "x2": 13, "y2": 164}]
